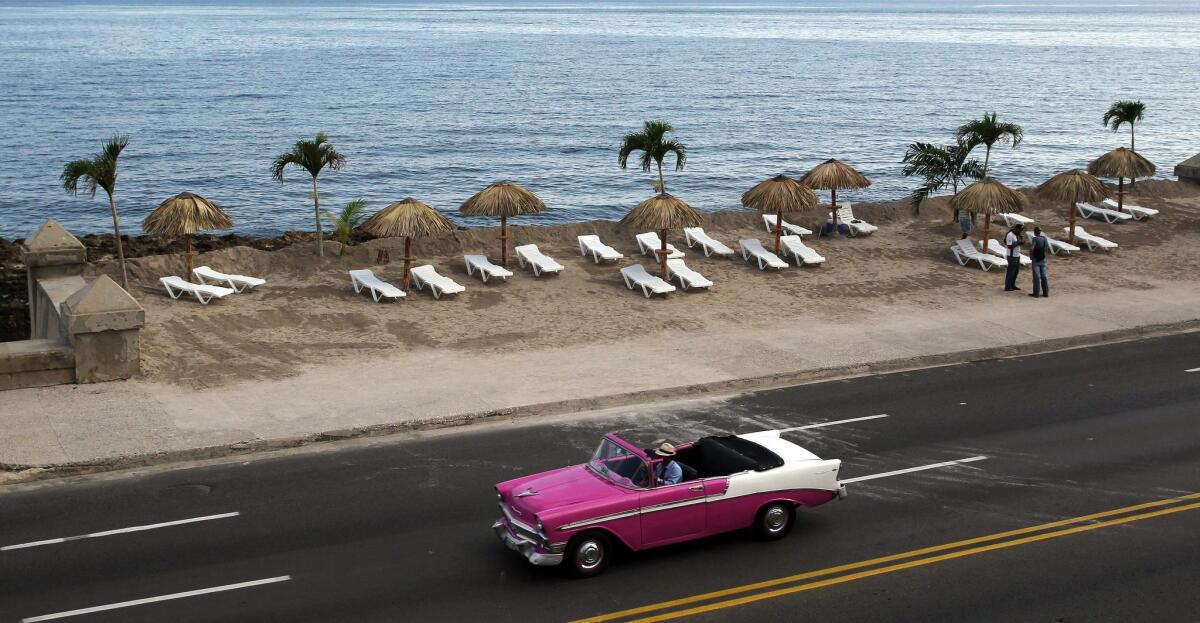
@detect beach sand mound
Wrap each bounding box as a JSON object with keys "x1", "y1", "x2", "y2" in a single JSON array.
[{"x1": 78, "y1": 182, "x2": 1200, "y2": 389}]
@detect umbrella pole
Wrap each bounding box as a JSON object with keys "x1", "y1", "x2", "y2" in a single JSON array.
[
  {"x1": 659, "y1": 228, "x2": 669, "y2": 280},
  {"x1": 185, "y1": 236, "x2": 193, "y2": 281},
  {"x1": 1117, "y1": 177, "x2": 1125, "y2": 212},
  {"x1": 403, "y1": 237, "x2": 413, "y2": 292},
  {"x1": 830, "y1": 189, "x2": 839, "y2": 236},
  {"x1": 1067, "y1": 202, "x2": 1076, "y2": 244},
  {"x1": 500, "y1": 215, "x2": 508, "y2": 267},
  {"x1": 773, "y1": 208, "x2": 784, "y2": 255},
  {"x1": 981, "y1": 217, "x2": 990, "y2": 257}
]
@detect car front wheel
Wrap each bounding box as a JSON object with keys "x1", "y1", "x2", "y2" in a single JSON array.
[
  {"x1": 754, "y1": 502, "x2": 795, "y2": 541},
  {"x1": 566, "y1": 532, "x2": 611, "y2": 578}
]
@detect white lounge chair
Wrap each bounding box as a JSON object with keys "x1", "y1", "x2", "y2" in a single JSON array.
[
  {"x1": 762, "y1": 214, "x2": 812, "y2": 237},
  {"x1": 779, "y1": 235, "x2": 825, "y2": 266},
  {"x1": 997, "y1": 213, "x2": 1034, "y2": 228},
  {"x1": 161, "y1": 276, "x2": 235, "y2": 304},
  {"x1": 349, "y1": 269, "x2": 406, "y2": 302},
  {"x1": 1025, "y1": 230, "x2": 1080, "y2": 255},
  {"x1": 665, "y1": 258, "x2": 713, "y2": 290},
  {"x1": 514, "y1": 244, "x2": 564, "y2": 276},
  {"x1": 620, "y1": 265, "x2": 676, "y2": 298},
  {"x1": 410, "y1": 265, "x2": 466, "y2": 298},
  {"x1": 463, "y1": 255, "x2": 514, "y2": 283},
  {"x1": 1065, "y1": 226, "x2": 1118, "y2": 252},
  {"x1": 981, "y1": 239, "x2": 1032, "y2": 267},
  {"x1": 635, "y1": 232, "x2": 685, "y2": 259},
  {"x1": 1103, "y1": 198, "x2": 1158, "y2": 220},
  {"x1": 1076, "y1": 202, "x2": 1133, "y2": 224},
  {"x1": 193, "y1": 265, "x2": 266, "y2": 293},
  {"x1": 682, "y1": 227, "x2": 735, "y2": 258},
  {"x1": 950, "y1": 239, "x2": 1006, "y2": 271},
  {"x1": 739, "y1": 239, "x2": 788, "y2": 270},
  {"x1": 578, "y1": 235, "x2": 624, "y2": 264},
  {"x1": 836, "y1": 204, "x2": 878, "y2": 236}
]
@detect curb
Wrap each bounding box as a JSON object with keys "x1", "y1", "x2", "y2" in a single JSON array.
[{"x1": 3, "y1": 319, "x2": 1197, "y2": 484}]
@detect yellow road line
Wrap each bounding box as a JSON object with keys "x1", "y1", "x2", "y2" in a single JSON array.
[
  {"x1": 570, "y1": 492, "x2": 1200, "y2": 623},
  {"x1": 630, "y1": 500, "x2": 1200, "y2": 623}
]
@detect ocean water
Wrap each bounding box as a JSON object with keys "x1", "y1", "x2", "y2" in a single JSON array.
[{"x1": 1, "y1": 1, "x2": 1198, "y2": 238}]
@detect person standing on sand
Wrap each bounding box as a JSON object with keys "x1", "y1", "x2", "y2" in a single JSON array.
[
  {"x1": 959, "y1": 211, "x2": 972, "y2": 240},
  {"x1": 1004, "y1": 222, "x2": 1024, "y2": 292},
  {"x1": 1029, "y1": 226, "x2": 1049, "y2": 298}
]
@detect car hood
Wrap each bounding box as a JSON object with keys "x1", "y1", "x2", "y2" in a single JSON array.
[{"x1": 505, "y1": 465, "x2": 626, "y2": 516}]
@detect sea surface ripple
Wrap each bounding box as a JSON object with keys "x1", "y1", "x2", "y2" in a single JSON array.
[{"x1": 1, "y1": 0, "x2": 1197, "y2": 237}]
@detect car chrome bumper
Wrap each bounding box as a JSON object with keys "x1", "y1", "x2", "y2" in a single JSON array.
[{"x1": 493, "y1": 519, "x2": 564, "y2": 566}]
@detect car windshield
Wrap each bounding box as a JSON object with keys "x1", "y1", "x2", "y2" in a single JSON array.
[{"x1": 587, "y1": 438, "x2": 648, "y2": 489}]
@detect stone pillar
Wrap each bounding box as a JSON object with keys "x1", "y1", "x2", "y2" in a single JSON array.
[
  {"x1": 60, "y1": 275, "x2": 145, "y2": 383},
  {"x1": 21, "y1": 219, "x2": 86, "y2": 339},
  {"x1": 1176, "y1": 153, "x2": 1200, "y2": 185}
]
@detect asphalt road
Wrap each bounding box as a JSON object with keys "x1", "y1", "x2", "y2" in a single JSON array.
[{"x1": 2, "y1": 333, "x2": 1199, "y2": 623}]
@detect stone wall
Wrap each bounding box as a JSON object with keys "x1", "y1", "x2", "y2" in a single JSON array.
[
  {"x1": 0, "y1": 220, "x2": 145, "y2": 390},
  {"x1": 1177, "y1": 153, "x2": 1200, "y2": 184}
]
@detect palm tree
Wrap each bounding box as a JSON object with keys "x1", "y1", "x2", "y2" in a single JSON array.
[
  {"x1": 956, "y1": 112, "x2": 1024, "y2": 177},
  {"x1": 1103, "y1": 100, "x2": 1146, "y2": 187},
  {"x1": 271, "y1": 132, "x2": 346, "y2": 257},
  {"x1": 60, "y1": 135, "x2": 131, "y2": 289},
  {"x1": 901, "y1": 139, "x2": 984, "y2": 216},
  {"x1": 617, "y1": 121, "x2": 687, "y2": 194},
  {"x1": 322, "y1": 198, "x2": 367, "y2": 252}
]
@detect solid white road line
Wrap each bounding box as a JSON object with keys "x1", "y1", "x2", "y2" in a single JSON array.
[
  {"x1": 841, "y1": 456, "x2": 989, "y2": 484},
  {"x1": 1186, "y1": 367, "x2": 1200, "y2": 373},
  {"x1": 21, "y1": 576, "x2": 291, "y2": 622},
  {"x1": 779, "y1": 414, "x2": 889, "y2": 433},
  {"x1": 1, "y1": 512, "x2": 240, "y2": 552}
]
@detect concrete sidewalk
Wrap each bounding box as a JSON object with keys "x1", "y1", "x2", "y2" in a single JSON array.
[{"x1": 3, "y1": 280, "x2": 1199, "y2": 476}]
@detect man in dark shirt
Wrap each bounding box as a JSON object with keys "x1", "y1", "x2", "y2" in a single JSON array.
[{"x1": 1029, "y1": 226, "x2": 1049, "y2": 298}]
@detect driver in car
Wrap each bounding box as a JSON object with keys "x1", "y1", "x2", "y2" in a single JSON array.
[{"x1": 654, "y1": 443, "x2": 683, "y2": 485}]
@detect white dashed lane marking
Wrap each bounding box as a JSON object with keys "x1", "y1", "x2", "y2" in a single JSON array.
[
  {"x1": 1, "y1": 512, "x2": 240, "y2": 552},
  {"x1": 841, "y1": 456, "x2": 989, "y2": 484},
  {"x1": 21, "y1": 576, "x2": 291, "y2": 622},
  {"x1": 778, "y1": 414, "x2": 889, "y2": 433}
]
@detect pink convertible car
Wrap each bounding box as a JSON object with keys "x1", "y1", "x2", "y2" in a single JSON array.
[{"x1": 493, "y1": 430, "x2": 846, "y2": 576}]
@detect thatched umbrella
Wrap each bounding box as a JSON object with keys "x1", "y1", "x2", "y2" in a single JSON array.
[
  {"x1": 1087, "y1": 147, "x2": 1155, "y2": 213},
  {"x1": 141, "y1": 192, "x2": 233, "y2": 280},
  {"x1": 620, "y1": 193, "x2": 703, "y2": 279},
  {"x1": 949, "y1": 178, "x2": 1028, "y2": 252},
  {"x1": 459, "y1": 181, "x2": 546, "y2": 266},
  {"x1": 799, "y1": 159, "x2": 871, "y2": 236},
  {"x1": 1036, "y1": 170, "x2": 1107, "y2": 245},
  {"x1": 741, "y1": 174, "x2": 818, "y2": 255},
  {"x1": 361, "y1": 197, "x2": 455, "y2": 291}
]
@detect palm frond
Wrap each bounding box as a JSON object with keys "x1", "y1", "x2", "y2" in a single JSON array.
[
  {"x1": 272, "y1": 132, "x2": 345, "y2": 182},
  {"x1": 321, "y1": 198, "x2": 367, "y2": 245},
  {"x1": 956, "y1": 112, "x2": 1023, "y2": 150},
  {"x1": 1103, "y1": 100, "x2": 1145, "y2": 131},
  {"x1": 60, "y1": 159, "x2": 96, "y2": 197},
  {"x1": 617, "y1": 121, "x2": 687, "y2": 175},
  {"x1": 659, "y1": 139, "x2": 687, "y2": 171},
  {"x1": 617, "y1": 132, "x2": 646, "y2": 169}
]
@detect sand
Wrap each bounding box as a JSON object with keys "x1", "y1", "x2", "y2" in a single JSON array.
[{"x1": 84, "y1": 180, "x2": 1200, "y2": 389}]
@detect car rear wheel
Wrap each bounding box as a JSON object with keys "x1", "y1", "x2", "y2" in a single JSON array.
[
  {"x1": 566, "y1": 532, "x2": 611, "y2": 578},
  {"x1": 754, "y1": 502, "x2": 795, "y2": 541}
]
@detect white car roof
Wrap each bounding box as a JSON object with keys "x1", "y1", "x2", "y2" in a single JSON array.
[{"x1": 736, "y1": 430, "x2": 820, "y2": 462}]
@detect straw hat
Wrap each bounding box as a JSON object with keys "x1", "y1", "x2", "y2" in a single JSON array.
[{"x1": 654, "y1": 442, "x2": 677, "y2": 457}]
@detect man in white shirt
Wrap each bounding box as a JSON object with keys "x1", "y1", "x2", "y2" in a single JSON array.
[{"x1": 1004, "y1": 223, "x2": 1024, "y2": 292}]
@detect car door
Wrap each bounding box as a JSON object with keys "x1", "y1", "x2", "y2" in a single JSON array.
[{"x1": 639, "y1": 479, "x2": 707, "y2": 547}]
